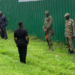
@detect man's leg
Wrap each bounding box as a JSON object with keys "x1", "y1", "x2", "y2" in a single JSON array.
[
  {"x1": 48, "y1": 33, "x2": 53, "y2": 52},
  {"x1": 1, "y1": 28, "x2": 4, "y2": 38},
  {"x1": 66, "y1": 37, "x2": 70, "y2": 53},
  {"x1": 68, "y1": 37, "x2": 74, "y2": 54},
  {"x1": 21, "y1": 46, "x2": 27, "y2": 63},
  {"x1": 49, "y1": 40, "x2": 53, "y2": 52},
  {"x1": 46, "y1": 39, "x2": 49, "y2": 46},
  {"x1": 2, "y1": 27, "x2": 8, "y2": 39},
  {"x1": 18, "y1": 47, "x2": 22, "y2": 62},
  {"x1": 0, "y1": 28, "x2": 2, "y2": 37}
]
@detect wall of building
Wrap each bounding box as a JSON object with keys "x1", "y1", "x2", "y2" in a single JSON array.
[{"x1": 0, "y1": 0, "x2": 75, "y2": 45}]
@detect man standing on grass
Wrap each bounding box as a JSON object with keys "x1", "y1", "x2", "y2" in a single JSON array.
[
  {"x1": 64, "y1": 13, "x2": 74, "y2": 55},
  {"x1": 43, "y1": 11, "x2": 54, "y2": 53},
  {"x1": 14, "y1": 22, "x2": 29, "y2": 64},
  {"x1": 0, "y1": 11, "x2": 8, "y2": 39}
]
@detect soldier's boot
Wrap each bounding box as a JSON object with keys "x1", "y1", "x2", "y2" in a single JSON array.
[
  {"x1": 45, "y1": 39, "x2": 49, "y2": 50},
  {"x1": 70, "y1": 50, "x2": 74, "y2": 55},
  {"x1": 49, "y1": 47, "x2": 53, "y2": 53},
  {"x1": 46, "y1": 39, "x2": 49, "y2": 46},
  {"x1": 68, "y1": 49, "x2": 70, "y2": 54}
]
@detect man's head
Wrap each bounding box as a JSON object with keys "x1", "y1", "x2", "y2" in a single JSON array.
[
  {"x1": 0, "y1": 11, "x2": 2, "y2": 16},
  {"x1": 18, "y1": 22, "x2": 23, "y2": 28},
  {"x1": 64, "y1": 13, "x2": 70, "y2": 20},
  {"x1": 45, "y1": 11, "x2": 49, "y2": 17}
]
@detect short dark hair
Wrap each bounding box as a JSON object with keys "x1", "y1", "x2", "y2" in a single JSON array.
[{"x1": 18, "y1": 22, "x2": 23, "y2": 26}]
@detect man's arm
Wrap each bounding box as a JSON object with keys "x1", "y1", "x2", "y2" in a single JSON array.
[
  {"x1": 72, "y1": 20, "x2": 74, "y2": 27},
  {"x1": 4, "y1": 16, "x2": 8, "y2": 26},
  {"x1": 14, "y1": 37, "x2": 17, "y2": 44},
  {"x1": 14, "y1": 31, "x2": 17, "y2": 44},
  {"x1": 26, "y1": 36, "x2": 29, "y2": 45},
  {"x1": 25, "y1": 29, "x2": 29, "y2": 45},
  {"x1": 72, "y1": 20, "x2": 74, "y2": 38}
]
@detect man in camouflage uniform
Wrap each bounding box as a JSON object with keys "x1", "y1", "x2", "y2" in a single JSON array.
[
  {"x1": 64, "y1": 13, "x2": 74, "y2": 54},
  {"x1": 43, "y1": 11, "x2": 54, "y2": 52}
]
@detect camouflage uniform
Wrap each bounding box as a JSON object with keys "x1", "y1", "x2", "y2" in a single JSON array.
[
  {"x1": 44, "y1": 11, "x2": 53, "y2": 51},
  {"x1": 65, "y1": 13, "x2": 74, "y2": 52}
]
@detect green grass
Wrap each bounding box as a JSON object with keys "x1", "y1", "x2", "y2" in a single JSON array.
[{"x1": 0, "y1": 31, "x2": 75, "y2": 75}]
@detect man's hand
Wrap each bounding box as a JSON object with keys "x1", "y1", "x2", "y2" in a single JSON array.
[
  {"x1": 26, "y1": 43, "x2": 29, "y2": 46},
  {"x1": 14, "y1": 37, "x2": 17, "y2": 44},
  {"x1": 26, "y1": 36, "x2": 29, "y2": 46}
]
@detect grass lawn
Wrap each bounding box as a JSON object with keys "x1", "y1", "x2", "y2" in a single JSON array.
[{"x1": 0, "y1": 31, "x2": 75, "y2": 75}]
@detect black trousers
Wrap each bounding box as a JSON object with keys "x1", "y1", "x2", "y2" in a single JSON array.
[
  {"x1": 1, "y1": 27, "x2": 8, "y2": 39},
  {"x1": 18, "y1": 46, "x2": 27, "y2": 63}
]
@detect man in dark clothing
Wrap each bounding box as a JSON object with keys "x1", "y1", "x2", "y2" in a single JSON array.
[
  {"x1": 14, "y1": 22, "x2": 29, "y2": 64},
  {"x1": 0, "y1": 11, "x2": 8, "y2": 39}
]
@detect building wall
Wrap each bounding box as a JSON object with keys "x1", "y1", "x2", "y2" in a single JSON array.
[{"x1": 0, "y1": 0, "x2": 75, "y2": 44}]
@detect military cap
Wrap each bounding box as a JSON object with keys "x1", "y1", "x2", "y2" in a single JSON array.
[
  {"x1": 45, "y1": 10, "x2": 49, "y2": 14},
  {"x1": 64, "y1": 13, "x2": 70, "y2": 17}
]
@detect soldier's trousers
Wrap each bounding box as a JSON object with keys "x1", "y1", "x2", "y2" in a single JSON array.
[
  {"x1": 18, "y1": 46, "x2": 27, "y2": 63},
  {"x1": 66, "y1": 37, "x2": 74, "y2": 51},
  {"x1": 1, "y1": 27, "x2": 8, "y2": 39},
  {"x1": 47, "y1": 31, "x2": 52, "y2": 49}
]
